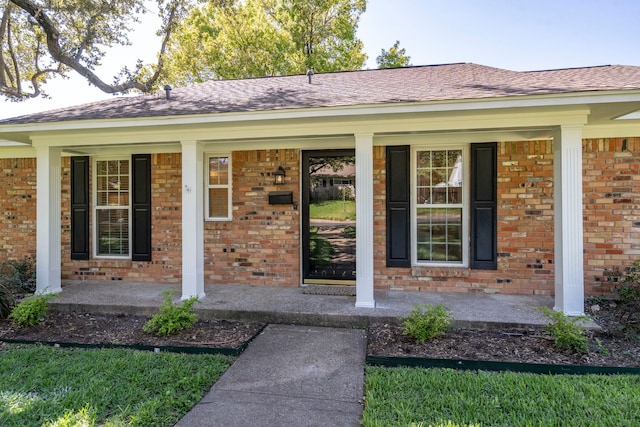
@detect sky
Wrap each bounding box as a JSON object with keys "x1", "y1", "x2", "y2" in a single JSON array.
[{"x1": 1, "y1": 0, "x2": 639, "y2": 120}]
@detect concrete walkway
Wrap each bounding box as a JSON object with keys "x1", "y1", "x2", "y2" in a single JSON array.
[{"x1": 175, "y1": 325, "x2": 366, "y2": 427}]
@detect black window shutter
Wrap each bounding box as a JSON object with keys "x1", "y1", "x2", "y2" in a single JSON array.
[
  {"x1": 386, "y1": 145, "x2": 411, "y2": 267},
  {"x1": 131, "y1": 154, "x2": 152, "y2": 261},
  {"x1": 470, "y1": 142, "x2": 497, "y2": 269},
  {"x1": 70, "y1": 156, "x2": 90, "y2": 260}
]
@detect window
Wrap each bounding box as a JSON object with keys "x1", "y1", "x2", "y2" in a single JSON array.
[
  {"x1": 333, "y1": 178, "x2": 353, "y2": 185},
  {"x1": 206, "y1": 155, "x2": 231, "y2": 220},
  {"x1": 414, "y1": 147, "x2": 467, "y2": 265},
  {"x1": 94, "y1": 158, "x2": 130, "y2": 257}
]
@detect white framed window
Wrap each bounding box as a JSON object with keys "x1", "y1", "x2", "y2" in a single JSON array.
[
  {"x1": 93, "y1": 157, "x2": 131, "y2": 258},
  {"x1": 206, "y1": 154, "x2": 232, "y2": 220},
  {"x1": 412, "y1": 146, "x2": 468, "y2": 266}
]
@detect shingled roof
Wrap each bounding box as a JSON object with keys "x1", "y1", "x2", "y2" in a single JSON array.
[{"x1": 3, "y1": 63, "x2": 640, "y2": 125}]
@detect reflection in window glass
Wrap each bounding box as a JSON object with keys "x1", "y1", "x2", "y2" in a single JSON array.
[
  {"x1": 416, "y1": 149, "x2": 463, "y2": 263},
  {"x1": 95, "y1": 159, "x2": 130, "y2": 257},
  {"x1": 209, "y1": 157, "x2": 229, "y2": 186}
]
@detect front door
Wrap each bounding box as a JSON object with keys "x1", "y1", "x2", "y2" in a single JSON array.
[{"x1": 302, "y1": 150, "x2": 356, "y2": 284}]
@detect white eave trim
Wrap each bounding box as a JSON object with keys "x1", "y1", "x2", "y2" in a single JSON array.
[{"x1": 1, "y1": 89, "x2": 639, "y2": 136}]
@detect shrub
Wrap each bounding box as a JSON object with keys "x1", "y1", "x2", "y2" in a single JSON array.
[
  {"x1": 401, "y1": 304, "x2": 451, "y2": 344},
  {"x1": 0, "y1": 285, "x2": 11, "y2": 318},
  {"x1": 0, "y1": 256, "x2": 36, "y2": 295},
  {"x1": 539, "y1": 307, "x2": 588, "y2": 353},
  {"x1": 343, "y1": 226, "x2": 356, "y2": 239},
  {"x1": 9, "y1": 293, "x2": 56, "y2": 327},
  {"x1": 309, "y1": 227, "x2": 334, "y2": 268},
  {"x1": 143, "y1": 290, "x2": 199, "y2": 336},
  {"x1": 615, "y1": 260, "x2": 640, "y2": 304}
]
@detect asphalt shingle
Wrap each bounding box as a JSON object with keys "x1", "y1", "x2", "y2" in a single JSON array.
[{"x1": 2, "y1": 63, "x2": 640, "y2": 125}]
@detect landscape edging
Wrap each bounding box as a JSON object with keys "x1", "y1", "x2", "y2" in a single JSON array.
[
  {"x1": 366, "y1": 355, "x2": 640, "y2": 375},
  {"x1": 1, "y1": 324, "x2": 267, "y2": 357}
]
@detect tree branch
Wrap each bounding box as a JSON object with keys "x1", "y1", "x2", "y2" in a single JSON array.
[
  {"x1": 7, "y1": 14, "x2": 22, "y2": 92},
  {"x1": 0, "y1": 1, "x2": 12, "y2": 87},
  {"x1": 5, "y1": 0, "x2": 187, "y2": 98},
  {"x1": 144, "y1": 0, "x2": 180, "y2": 91},
  {"x1": 11, "y1": 0, "x2": 148, "y2": 93}
]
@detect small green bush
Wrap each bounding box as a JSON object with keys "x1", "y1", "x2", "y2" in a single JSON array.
[
  {"x1": 9, "y1": 293, "x2": 56, "y2": 327},
  {"x1": 343, "y1": 225, "x2": 356, "y2": 238},
  {"x1": 539, "y1": 307, "x2": 588, "y2": 353},
  {"x1": 143, "y1": 290, "x2": 199, "y2": 336},
  {"x1": 0, "y1": 256, "x2": 36, "y2": 294},
  {"x1": 616, "y1": 260, "x2": 640, "y2": 303},
  {"x1": 401, "y1": 304, "x2": 451, "y2": 344}
]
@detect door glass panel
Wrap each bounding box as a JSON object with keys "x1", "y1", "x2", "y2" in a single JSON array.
[{"x1": 305, "y1": 153, "x2": 356, "y2": 282}]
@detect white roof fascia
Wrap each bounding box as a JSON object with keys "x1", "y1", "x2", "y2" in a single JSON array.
[
  {"x1": 28, "y1": 107, "x2": 590, "y2": 148},
  {"x1": 1, "y1": 89, "x2": 638, "y2": 136},
  {"x1": 0, "y1": 147, "x2": 36, "y2": 159},
  {"x1": 583, "y1": 122, "x2": 640, "y2": 139}
]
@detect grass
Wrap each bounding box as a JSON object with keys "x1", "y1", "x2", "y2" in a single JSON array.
[
  {"x1": 0, "y1": 344, "x2": 234, "y2": 427},
  {"x1": 363, "y1": 366, "x2": 640, "y2": 427},
  {"x1": 309, "y1": 200, "x2": 355, "y2": 221}
]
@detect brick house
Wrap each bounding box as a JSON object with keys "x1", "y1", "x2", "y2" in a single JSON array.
[{"x1": 1, "y1": 63, "x2": 640, "y2": 315}]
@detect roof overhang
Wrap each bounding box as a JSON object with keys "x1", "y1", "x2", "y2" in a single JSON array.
[{"x1": 1, "y1": 89, "x2": 639, "y2": 147}]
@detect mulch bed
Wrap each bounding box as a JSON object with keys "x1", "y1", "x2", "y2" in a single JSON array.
[
  {"x1": 366, "y1": 322, "x2": 640, "y2": 368},
  {"x1": 0, "y1": 300, "x2": 638, "y2": 368},
  {"x1": 0, "y1": 311, "x2": 264, "y2": 350},
  {"x1": 367, "y1": 300, "x2": 640, "y2": 368}
]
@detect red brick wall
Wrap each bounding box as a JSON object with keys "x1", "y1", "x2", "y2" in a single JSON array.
[
  {"x1": 61, "y1": 154, "x2": 183, "y2": 282},
  {"x1": 58, "y1": 150, "x2": 300, "y2": 285},
  {"x1": 583, "y1": 137, "x2": 640, "y2": 294},
  {"x1": 373, "y1": 141, "x2": 556, "y2": 295},
  {"x1": 373, "y1": 138, "x2": 640, "y2": 296},
  {"x1": 496, "y1": 141, "x2": 556, "y2": 294},
  {"x1": 373, "y1": 146, "x2": 508, "y2": 294},
  {"x1": 0, "y1": 158, "x2": 37, "y2": 261},
  {"x1": 3, "y1": 137, "x2": 639, "y2": 296},
  {"x1": 203, "y1": 149, "x2": 300, "y2": 286}
]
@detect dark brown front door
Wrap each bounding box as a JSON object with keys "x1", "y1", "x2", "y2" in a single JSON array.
[{"x1": 302, "y1": 150, "x2": 356, "y2": 284}]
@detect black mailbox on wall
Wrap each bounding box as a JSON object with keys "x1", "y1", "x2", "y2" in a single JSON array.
[{"x1": 268, "y1": 191, "x2": 293, "y2": 205}]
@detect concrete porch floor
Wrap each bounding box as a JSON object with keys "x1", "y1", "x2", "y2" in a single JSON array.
[{"x1": 50, "y1": 280, "x2": 557, "y2": 329}]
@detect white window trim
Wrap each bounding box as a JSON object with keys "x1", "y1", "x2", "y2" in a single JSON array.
[
  {"x1": 411, "y1": 144, "x2": 469, "y2": 267},
  {"x1": 92, "y1": 156, "x2": 132, "y2": 259},
  {"x1": 205, "y1": 153, "x2": 232, "y2": 221}
]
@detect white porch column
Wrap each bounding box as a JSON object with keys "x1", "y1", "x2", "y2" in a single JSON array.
[
  {"x1": 553, "y1": 125, "x2": 584, "y2": 315},
  {"x1": 355, "y1": 133, "x2": 375, "y2": 308},
  {"x1": 181, "y1": 141, "x2": 205, "y2": 300},
  {"x1": 35, "y1": 146, "x2": 62, "y2": 294}
]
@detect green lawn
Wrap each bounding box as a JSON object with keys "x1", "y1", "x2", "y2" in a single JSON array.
[
  {"x1": 363, "y1": 366, "x2": 640, "y2": 427},
  {"x1": 0, "y1": 344, "x2": 233, "y2": 427},
  {"x1": 310, "y1": 200, "x2": 355, "y2": 221}
]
